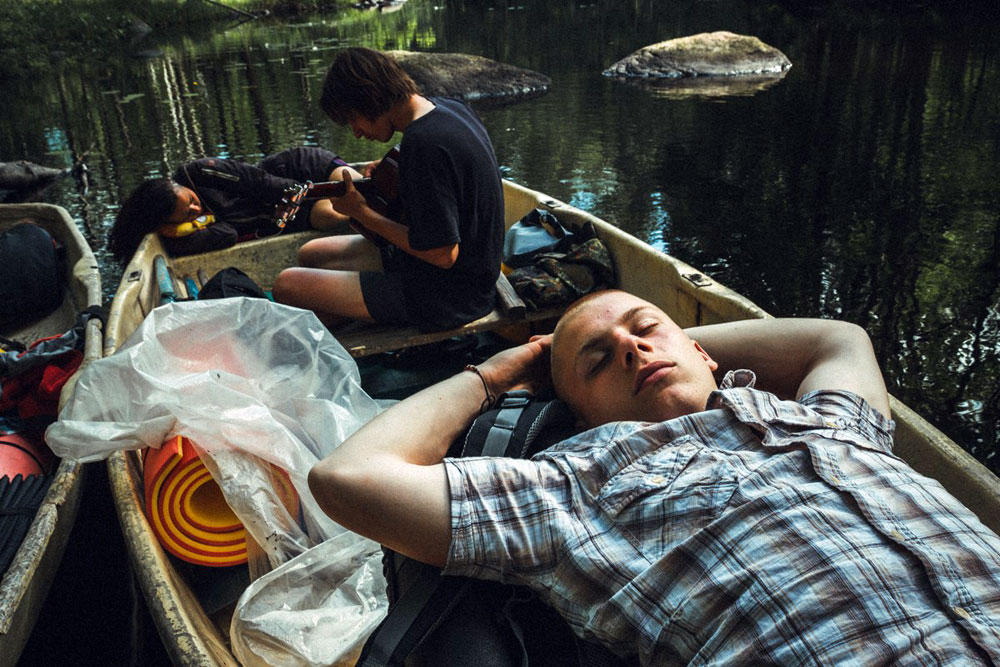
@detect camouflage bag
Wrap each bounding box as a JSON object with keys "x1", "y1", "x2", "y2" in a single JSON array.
[{"x1": 507, "y1": 221, "x2": 615, "y2": 310}]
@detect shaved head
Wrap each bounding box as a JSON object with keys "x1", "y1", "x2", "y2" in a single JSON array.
[{"x1": 551, "y1": 290, "x2": 718, "y2": 427}]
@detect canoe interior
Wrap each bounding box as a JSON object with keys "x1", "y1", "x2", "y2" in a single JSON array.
[
  {"x1": 0, "y1": 204, "x2": 102, "y2": 667},
  {"x1": 104, "y1": 180, "x2": 1000, "y2": 665}
]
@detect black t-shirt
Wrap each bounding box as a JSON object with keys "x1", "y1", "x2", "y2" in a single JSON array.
[{"x1": 389, "y1": 98, "x2": 504, "y2": 330}]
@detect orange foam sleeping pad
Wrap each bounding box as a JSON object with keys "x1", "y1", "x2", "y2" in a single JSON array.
[
  {"x1": 0, "y1": 432, "x2": 55, "y2": 478},
  {"x1": 142, "y1": 435, "x2": 297, "y2": 567}
]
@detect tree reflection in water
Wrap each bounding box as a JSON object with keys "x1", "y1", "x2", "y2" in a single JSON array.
[{"x1": 0, "y1": 0, "x2": 996, "y2": 474}]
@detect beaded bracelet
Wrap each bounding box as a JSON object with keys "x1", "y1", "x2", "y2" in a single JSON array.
[{"x1": 464, "y1": 364, "x2": 495, "y2": 414}]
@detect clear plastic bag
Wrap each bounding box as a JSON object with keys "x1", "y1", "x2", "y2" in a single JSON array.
[
  {"x1": 45, "y1": 298, "x2": 390, "y2": 664},
  {"x1": 231, "y1": 531, "x2": 388, "y2": 667}
]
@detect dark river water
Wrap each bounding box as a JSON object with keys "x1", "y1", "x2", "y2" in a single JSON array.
[{"x1": 3, "y1": 0, "x2": 999, "y2": 662}]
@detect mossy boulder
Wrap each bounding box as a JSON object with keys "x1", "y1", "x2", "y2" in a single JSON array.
[
  {"x1": 388, "y1": 51, "x2": 550, "y2": 102},
  {"x1": 603, "y1": 31, "x2": 791, "y2": 79}
]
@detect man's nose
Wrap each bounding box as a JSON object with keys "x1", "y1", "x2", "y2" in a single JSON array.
[{"x1": 619, "y1": 333, "x2": 651, "y2": 367}]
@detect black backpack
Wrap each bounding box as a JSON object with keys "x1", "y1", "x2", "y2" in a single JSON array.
[
  {"x1": 198, "y1": 267, "x2": 268, "y2": 301},
  {"x1": 356, "y1": 392, "x2": 633, "y2": 667},
  {"x1": 0, "y1": 223, "x2": 64, "y2": 328}
]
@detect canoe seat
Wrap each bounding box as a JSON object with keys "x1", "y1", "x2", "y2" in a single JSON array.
[
  {"x1": 332, "y1": 271, "x2": 565, "y2": 357},
  {"x1": 333, "y1": 304, "x2": 564, "y2": 358},
  {"x1": 334, "y1": 271, "x2": 563, "y2": 357},
  {"x1": 174, "y1": 262, "x2": 563, "y2": 358}
]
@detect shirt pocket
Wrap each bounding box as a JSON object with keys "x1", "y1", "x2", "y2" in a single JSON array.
[{"x1": 596, "y1": 437, "x2": 736, "y2": 556}]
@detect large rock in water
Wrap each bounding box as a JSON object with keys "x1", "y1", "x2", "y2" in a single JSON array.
[
  {"x1": 387, "y1": 51, "x2": 550, "y2": 102},
  {"x1": 0, "y1": 161, "x2": 67, "y2": 191},
  {"x1": 603, "y1": 31, "x2": 791, "y2": 79}
]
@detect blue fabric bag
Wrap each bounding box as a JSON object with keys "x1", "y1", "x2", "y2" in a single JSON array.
[{"x1": 502, "y1": 209, "x2": 572, "y2": 269}]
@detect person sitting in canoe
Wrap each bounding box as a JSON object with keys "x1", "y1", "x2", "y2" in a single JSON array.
[
  {"x1": 309, "y1": 290, "x2": 1000, "y2": 665},
  {"x1": 271, "y1": 48, "x2": 504, "y2": 333},
  {"x1": 107, "y1": 146, "x2": 358, "y2": 261}
]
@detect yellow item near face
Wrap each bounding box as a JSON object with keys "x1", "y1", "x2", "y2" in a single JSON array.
[{"x1": 159, "y1": 214, "x2": 215, "y2": 238}]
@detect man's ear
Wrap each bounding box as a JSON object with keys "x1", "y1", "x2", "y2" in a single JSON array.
[{"x1": 693, "y1": 340, "x2": 719, "y2": 371}]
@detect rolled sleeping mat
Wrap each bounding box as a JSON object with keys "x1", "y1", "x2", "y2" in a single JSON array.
[
  {"x1": 0, "y1": 432, "x2": 55, "y2": 478},
  {"x1": 142, "y1": 435, "x2": 298, "y2": 567}
]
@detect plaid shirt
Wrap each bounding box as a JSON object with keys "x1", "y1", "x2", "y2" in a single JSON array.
[{"x1": 443, "y1": 371, "x2": 1000, "y2": 666}]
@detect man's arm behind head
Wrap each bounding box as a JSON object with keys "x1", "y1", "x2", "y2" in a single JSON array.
[{"x1": 685, "y1": 318, "x2": 891, "y2": 418}]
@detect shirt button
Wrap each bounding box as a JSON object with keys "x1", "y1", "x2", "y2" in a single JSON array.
[
  {"x1": 888, "y1": 530, "x2": 905, "y2": 541},
  {"x1": 825, "y1": 420, "x2": 838, "y2": 428},
  {"x1": 649, "y1": 475, "x2": 666, "y2": 485},
  {"x1": 829, "y1": 475, "x2": 842, "y2": 485},
  {"x1": 952, "y1": 606, "x2": 971, "y2": 619}
]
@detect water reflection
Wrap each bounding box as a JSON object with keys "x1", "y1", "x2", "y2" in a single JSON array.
[
  {"x1": 616, "y1": 73, "x2": 789, "y2": 98},
  {"x1": 0, "y1": 0, "x2": 997, "y2": 475}
]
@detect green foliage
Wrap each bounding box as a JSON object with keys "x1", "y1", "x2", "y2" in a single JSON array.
[{"x1": 0, "y1": 0, "x2": 351, "y2": 77}]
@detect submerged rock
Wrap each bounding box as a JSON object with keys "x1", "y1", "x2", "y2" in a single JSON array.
[
  {"x1": 388, "y1": 51, "x2": 550, "y2": 102},
  {"x1": 603, "y1": 31, "x2": 791, "y2": 79},
  {"x1": 0, "y1": 161, "x2": 68, "y2": 192}
]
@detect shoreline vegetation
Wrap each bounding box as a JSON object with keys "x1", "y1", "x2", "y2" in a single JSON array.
[
  {"x1": 0, "y1": 0, "x2": 352, "y2": 76},
  {"x1": 1, "y1": 0, "x2": 990, "y2": 78}
]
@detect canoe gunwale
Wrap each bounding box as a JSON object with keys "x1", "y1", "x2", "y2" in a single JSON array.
[
  {"x1": 104, "y1": 233, "x2": 239, "y2": 666},
  {"x1": 0, "y1": 203, "x2": 102, "y2": 666},
  {"x1": 107, "y1": 450, "x2": 240, "y2": 666}
]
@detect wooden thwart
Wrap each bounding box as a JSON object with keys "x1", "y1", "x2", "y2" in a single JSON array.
[
  {"x1": 335, "y1": 304, "x2": 563, "y2": 358},
  {"x1": 172, "y1": 263, "x2": 550, "y2": 359},
  {"x1": 334, "y1": 272, "x2": 551, "y2": 357}
]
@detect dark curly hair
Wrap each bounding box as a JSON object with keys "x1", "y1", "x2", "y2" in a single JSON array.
[
  {"x1": 320, "y1": 48, "x2": 419, "y2": 125},
  {"x1": 107, "y1": 178, "x2": 178, "y2": 261}
]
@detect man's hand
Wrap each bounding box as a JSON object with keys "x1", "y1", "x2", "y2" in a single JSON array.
[
  {"x1": 328, "y1": 171, "x2": 370, "y2": 220},
  {"x1": 363, "y1": 159, "x2": 381, "y2": 178},
  {"x1": 478, "y1": 334, "x2": 553, "y2": 397}
]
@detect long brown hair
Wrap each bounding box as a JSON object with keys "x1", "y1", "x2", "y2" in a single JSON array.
[{"x1": 320, "y1": 48, "x2": 418, "y2": 125}]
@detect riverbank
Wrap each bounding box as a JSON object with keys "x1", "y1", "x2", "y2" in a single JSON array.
[{"x1": 0, "y1": 0, "x2": 349, "y2": 77}]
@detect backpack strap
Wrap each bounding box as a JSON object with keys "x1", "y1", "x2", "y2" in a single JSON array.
[
  {"x1": 471, "y1": 391, "x2": 533, "y2": 457},
  {"x1": 461, "y1": 391, "x2": 571, "y2": 459},
  {"x1": 356, "y1": 561, "x2": 471, "y2": 667}
]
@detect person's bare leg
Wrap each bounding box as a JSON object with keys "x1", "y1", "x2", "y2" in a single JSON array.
[
  {"x1": 273, "y1": 233, "x2": 384, "y2": 325},
  {"x1": 272, "y1": 268, "x2": 373, "y2": 325},
  {"x1": 309, "y1": 165, "x2": 364, "y2": 230},
  {"x1": 297, "y1": 234, "x2": 383, "y2": 272}
]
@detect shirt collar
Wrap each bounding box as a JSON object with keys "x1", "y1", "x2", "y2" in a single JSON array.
[{"x1": 718, "y1": 369, "x2": 757, "y2": 391}]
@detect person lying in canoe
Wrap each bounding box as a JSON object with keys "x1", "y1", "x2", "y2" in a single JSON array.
[
  {"x1": 107, "y1": 146, "x2": 357, "y2": 261},
  {"x1": 309, "y1": 290, "x2": 1000, "y2": 665},
  {"x1": 272, "y1": 48, "x2": 504, "y2": 332}
]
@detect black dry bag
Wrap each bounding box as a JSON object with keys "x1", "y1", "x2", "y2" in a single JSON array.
[{"x1": 0, "y1": 223, "x2": 63, "y2": 328}]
